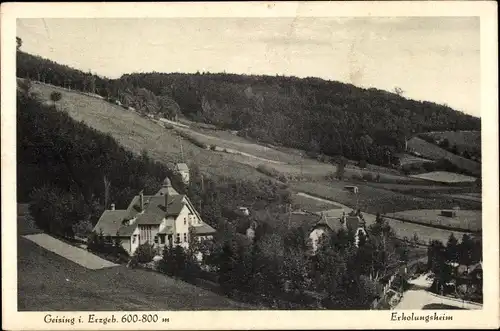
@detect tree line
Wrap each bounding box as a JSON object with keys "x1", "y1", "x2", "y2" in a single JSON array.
[
  {"x1": 427, "y1": 233, "x2": 482, "y2": 300},
  {"x1": 16, "y1": 43, "x2": 481, "y2": 167}
]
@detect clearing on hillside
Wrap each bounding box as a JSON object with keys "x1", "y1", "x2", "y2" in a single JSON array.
[
  {"x1": 410, "y1": 171, "x2": 477, "y2": 183},
  {"x1": 406, "y1": 137, "x2": 481, "y2": 176},
  {"x1": 425, "y1": 131, "x2": 481, "y2": 152}
]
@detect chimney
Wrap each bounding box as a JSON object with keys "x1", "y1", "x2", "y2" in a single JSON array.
[
  {"x1": 110, "y1": 203, "x2": 115, "y2": 211},
  {"x1": 139, "y1": 191, "x2": 144, "y2": 211}
]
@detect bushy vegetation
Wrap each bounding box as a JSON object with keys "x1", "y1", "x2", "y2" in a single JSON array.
[
  {"x1": 17, "y1": 47, "x2": 480, "y2": 168},
  {"x1": 186, "y1": 164, "x2": 292, "y2": 228},
  {"x1": 418, "y1": 132, "x2": 481, "y2": 161},
  {"x1": 401, "y1": 156, "x2": 478, "y2": 177},
  {"x1": 185, "y1": 213, "x2": 411, "y2": 309},
  {"x1": 132, "y1": 243, "x2": 158, "y2": 264},
  {"x1": 427, "y1": 233, "x2": 482, "y2": 301},
  {"x1": 176, "y1": 130, "x2": 209, "y2": 149},
  {"x1": 87, "y1": 230, "x2": 130, "y2": 264}
]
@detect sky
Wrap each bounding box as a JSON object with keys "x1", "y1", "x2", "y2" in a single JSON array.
[{"x1": 17, "y1": 17, "x2": 480, "y2": 116}]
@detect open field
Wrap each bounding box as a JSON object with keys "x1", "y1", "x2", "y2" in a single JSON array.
[
  {"x1": 18, "y1": 237, "x2": 253, "y2": 311},
  {"x1": 386, "y1": 209, "x2": 481, "y2": 232},
  {"x1": 291, "y1": 193, "x2": 343, "y2": 213},
  {"x1": 445, "y1": 193, "x2": 482, "y2": 202},
  {"x1": 363, "y1": 182, "x2": 479, "y2": 194},
  {"x1": 29, "y1": 81, "x2": 273, "y2": 183},
  {"x1": 289, "y1": 180, "x2": 480, "y2": 215},
  {"x1": 410, "y1": 171, "x2": 477, "y2": 183},
  {"x1": 407, "y1": 137, "x2": 481, "y2": 176}
]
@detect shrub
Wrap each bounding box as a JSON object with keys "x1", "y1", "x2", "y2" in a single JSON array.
[
  {"x1": 133, "y1": 243, "x2": 156, "y2": 264},
  {"x1": 72, "y1": 219, "x2": 94, "y2": 238},
  {"x1": 210, "y1": 144, "x2": 217, "y2": 151},
  {"x1": 177, "y1": 131, "x2": 208, "y2": 149},
  {"x1": 50, "y1": 91, "x2": 62, "y2": 103},
  {"x1": 362, "y1": 172, "x2": 374, "y2": 181},
  {"x1": 256, "y1": 164, "x2": 282, "y2": 179},
  {"x1": 422, "y1": 162, "x2": 436, "y2": 172}
]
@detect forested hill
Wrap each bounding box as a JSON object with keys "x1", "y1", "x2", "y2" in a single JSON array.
[{"x1": 17, "y1": 50, "x2": 480, "y2": 166}]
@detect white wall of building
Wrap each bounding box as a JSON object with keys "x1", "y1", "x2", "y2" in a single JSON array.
[
  {"x1": 130, "y1": 226, "x2": 140, "y2": 255},
  {"x1": 309, "y1": 228, "x2": 326, "y2": 252},
  {"x1": 175, "y1": 205, "x2": 192, "y2": 249}
]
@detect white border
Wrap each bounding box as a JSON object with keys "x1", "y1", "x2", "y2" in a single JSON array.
[{"x1": 2, "y1": 2, "x2": 498, "y2": 330}]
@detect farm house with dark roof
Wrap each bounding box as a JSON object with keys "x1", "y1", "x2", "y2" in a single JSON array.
[{"x1": 93, "y1": 176, "x2": 215, "y2": 255}]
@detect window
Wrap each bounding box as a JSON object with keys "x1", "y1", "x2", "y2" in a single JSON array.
[
  {"x1": 132, "y1": 235, "x2": 137, "y2": 244},
  {"x1": 176, "y1": 233, "x2": 180, "y2": 243},
  {"x1": 154, "y1": 235, "x2": 159, "y2": 244},
  {"x1": 184, "y1": 218, "x2": 187, "y2": 225},
  {"x1": 183, "y1": 233, "x2": 187, "y2": 242}
]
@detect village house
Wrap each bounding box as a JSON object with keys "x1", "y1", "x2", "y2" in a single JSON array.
[
  {"x1": 176, "y1": 163, "x2": 190, "y2": 185},
  {"x1": 93, "y1": 176, "x2": 215, "y2": 255},
  {"x1": 308, "y1": 210, "x2": 368, "y2": 252}
]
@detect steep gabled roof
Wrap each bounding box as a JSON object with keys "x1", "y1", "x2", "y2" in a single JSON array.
[
  {"x1": 314, "y1": 216, "x2": 346, "y2": 233},
  {"x1": 176, "y1": 163, "x2": 189, "y2": 171},
  {"x1": 346, "y1": 215, "x2": 364, "y2": 232},
  {"x1": 93, "y1": 210, "x2": 130, "y2": 237},
  {"x1": 135, "y1": 195, "x2": 185, "y2": 225},
  {"x1": 193, "y1": 223, "x2": 216, "y2": 235},
  {"x1": 155, "y1": 186, "x2": 180, "y2": 196}
]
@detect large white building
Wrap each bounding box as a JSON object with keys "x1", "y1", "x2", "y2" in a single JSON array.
[{"x1": 93, "y1": 177, "x2": 215, "y2": 255}]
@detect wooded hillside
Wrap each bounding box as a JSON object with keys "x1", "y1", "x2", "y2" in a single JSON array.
[{"x1": 17, "y1": 50, "x2": 481, "y2": 167}]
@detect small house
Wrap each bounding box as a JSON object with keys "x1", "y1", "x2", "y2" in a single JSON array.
[
  {"x1": 309, "y1": 212, "x2": 347, "y2": 253},
  {"x1": 441, "y1": 210, "x2": 456, "y2": 218},
  {"x1": 344, "y1": 186, "x2": 359, "y2": 194},
  {"x1": 176, "y1": 163, "x2": 190, "y2": 185},
  {"x1": 308, "y1": 210, "x2": 368, "y2": 252}
]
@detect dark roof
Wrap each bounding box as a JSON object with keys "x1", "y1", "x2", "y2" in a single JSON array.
[
  {"x1": 290, "y1": 212, "x2": 321, "y2": 226},
  {"x1": 314, "y1": 216, "x2": 346, "y2": 233},
  {"x1": 346, "y1": 215, "x2": 364, "y2": 232},
  {"x1": 135, "y1": 195, "x2": 185, "y2": 225},
  {"x1": 93, "y1": 210, "x2": 130, "y2": 237},
  {"x1": 117, "y1": 222, "x2": 138, "y2": 236},
  {"x1": 193, "y1": 223, "x2": 216, "y2": 235}
]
